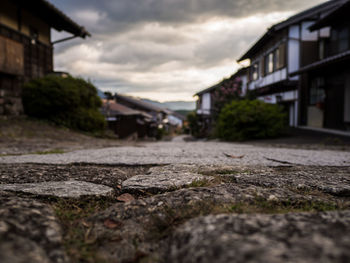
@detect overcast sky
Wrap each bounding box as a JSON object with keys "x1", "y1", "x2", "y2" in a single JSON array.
[{"x1": 51, "y1": 0, "x2": 326, "y2": 102}]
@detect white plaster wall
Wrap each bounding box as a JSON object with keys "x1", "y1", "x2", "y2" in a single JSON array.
[
  {"x1": 241, "y1": 75, "x2": 248, "y2": 96},
  {"x1": 320, "y1": 27, "x2": 331, "y2": 38},
  {"x1": 283, "y1": 90, "x2": 298, "y2": 101},
  {"x1": 250, "y1": 68, "x2": 287, "y2": 89},
  {"x1": 258, "y1": 96, "x2": 277, "y2": 104},
  {"x1": 301, "y1": 21, "x2": 318, "y2": 41},
  {"x1": 258, "y1": 90, "x2": 298, "y2": 105},
  {"x1": 288, "y1": 25, "x2": 300, "y2": 80},
  {"x1": 288, "y1": 39, "x2": 300, "y2": 79},
  {"x1": 289, "y1": 25, "x2": 300, "y2": 39},
  {"x1": 202, "y1": 93, "x2": 211, "y2": 115},
  {"x1": 289, "y1": 103, "x2": 295, "y2": 126}
]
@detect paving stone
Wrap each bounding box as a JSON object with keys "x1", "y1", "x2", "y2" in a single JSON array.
[
  {"x1": 1, "y1": 141, "x2": 350, "y2": 166},
  {"x1": 167, "y1": 211, "x2": 350, "y2": 263},
  {"x1": 0, "y1": 180, "x2": 115, "y2": 198},
  {"x1": 229, "y1": 166, "x2": 350, "y2": 196},
  {"x1": 122, "y1": 165, "x2": 213, "y2": 193},
  {"x1": 86, "y1": 182, "x2": 343, "y2": 263},
  {"x1": 0, "y1": 162, "x2": 349, "y2": 263},
  {"x1": 0, "y1": 193, "x2": 68, "y2": 263},
  {"x1": 0, "y1": 163, "x2": 147, "y2": 190}
]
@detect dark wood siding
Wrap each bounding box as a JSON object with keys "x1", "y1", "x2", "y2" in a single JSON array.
[
  {"x1": 0, "y1": 24, "x2": 53, "y2": 115},
  {"x1": 300, "y1": 42, "x2": 319, "y2": 67}
]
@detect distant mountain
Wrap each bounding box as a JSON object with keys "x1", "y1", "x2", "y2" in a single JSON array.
[
  {"x1": 175, "y1": 110, "x2": 193, "y2": 118},
  {"x1": 97, "y1": 91, "x2": 196, "y2": 111},
  {"x1": 142, "y1": 99, "x2": 196, "y2": 111}
]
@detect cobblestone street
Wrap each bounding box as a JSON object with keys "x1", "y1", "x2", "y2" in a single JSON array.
[
  {"x1": 1, "y1": 137, "x2": 350, "y2": 263},
  {"x1": 1, "y1": 137, "x2": 350, "y2": 166}
]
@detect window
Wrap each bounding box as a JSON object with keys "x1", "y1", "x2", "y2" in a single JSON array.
[
  {"x1": 318, "y1": 39, "x2": 325, "y2": 60},
  {"x1": 309, "y1": 77, "x2": 325, "y2": 105},
  {"x1": 250, "y1": 62, "x2": 259, "y2": 81},
  {"x1": 278, "y1": 42, "x2": 286, "y2": 68},
  {"x1": 330, "y1": 26, "x2": 350, "y2": 55},
  {"x1": 264, "y1": 52, "x2": 274, "y2": 75},
  {"x1": 338, "y1": 27, "x2": 349, "y2": 52},
  {"x1": 263, "y1": 43, "x2": 286, "y2": 75},
  {"x1": 274, "y1": 48, "x2": 280, "y2": 70},
  {"x1": 29, "y1": 27, "x2": 38, "y2": 45}
]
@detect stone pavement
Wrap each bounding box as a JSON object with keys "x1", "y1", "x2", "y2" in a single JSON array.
[
  {"x1": 1, "y1": 138, "x2": 350, "y2": 262},
  {"x1": 1, "y1": 140, "x2": 350, "y2": 166}
]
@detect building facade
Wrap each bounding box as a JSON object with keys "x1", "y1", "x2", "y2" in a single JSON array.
[
  {"x1": 194, "y1": 67, "x2": 248, "y2": 136},
  {"x1": 237, "y1": 0, "x2": 345, "y2": 128},
  {"x1": 292, "y1": 0, "x2": 350, "y2": 131},
  {"x1": 0, "y1": 0, "x2": 89, "y2": 115}
]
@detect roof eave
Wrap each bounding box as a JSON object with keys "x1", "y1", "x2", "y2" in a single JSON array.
[
  {"x1": 14, "y1": 0, "x2": 91, "y2": 38},
  {"x1": 237, "y1": 28, "x2": 275, "y2": 62},
  {"x1": 309, "y1": 1, "x2": 350, "y2": 31},
  {"x1": 237, "y1": 0, "x2": 344, "y2": 62}
]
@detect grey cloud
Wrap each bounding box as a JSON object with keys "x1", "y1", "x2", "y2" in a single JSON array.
[
  {"x1": 98, "y1": 42, "x2": 190, "y2": 70},
  {"x1": 52, "y1": 0, "x2": 324, "y2": 34},
  {"x1": 50, "y1": 0, "x2": 325, "y2": 99}
]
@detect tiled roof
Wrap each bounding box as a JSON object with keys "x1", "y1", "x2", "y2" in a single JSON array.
[
  {"x1": 102, "y1": 100, "x2": 152, "y2": 118},
  {"x1": 115, "y1": 94, "x2": 168, "y2": 113}
]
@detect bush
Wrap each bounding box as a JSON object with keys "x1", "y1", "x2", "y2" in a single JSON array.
[
  {"x1": 187, "y1": 111, "x2": 201, "y2": 137},
  {"x1": 216, "y1": 100, "x2": 286, "y2": 141},
  {"x1": 22, "y1": 75, "x2": 106, "y2": 132}
]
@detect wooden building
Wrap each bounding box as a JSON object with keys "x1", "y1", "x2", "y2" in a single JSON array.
[
  {"x1": 114, "y1": 93, "x2": 169, "y2": 126},
  {"x1": 237, "y1": 0, "x2": 345, "y2": 128},
  {"x1": 194, "y1": 67, "x2": 248, "y2": 136},
  {"x1": 101, "y1": 99, "x2": 155, "y2": 139},
  {"x1": 0, "y1": 0, "x2": 89, "y2": 115},
  {"x1": 291, "y1": 0, "x2": 350, "y2": 131}
]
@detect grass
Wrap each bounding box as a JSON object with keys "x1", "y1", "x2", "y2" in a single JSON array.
[
  {"x1": 185, "y1": 175, "x2": 238, "y2": 188},
  {"x1": 0, "y1": 116, "x2": 118, "y2": 141},
  {"x1": 198, "y1": 168, "x2": 243, "y2": 176},
  {"x1": 149, "y1": 197, "x2": 344, "y2": 240},
  {"x1": 0, "y1": 149, "x2": 65, "y2": 157},
  {"x1": 227, "y1": 196, "x2": 340, "y2": 214},
  {"x1": 42, "y1": 190, "x2": 347, "y2": 262},
  {"x1": 31, "y1": 149, "x2": 65, "y2": 155},
  {"x1": 51, "y1": 197, "x2": 116, "y2": 263},
  {"x1": 186, "y1": 178, "x2": 215, "y2": 188}
]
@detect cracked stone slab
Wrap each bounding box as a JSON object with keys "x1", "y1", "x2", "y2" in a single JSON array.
[
  {"x1": 0, "y1": 164, "x2": 149, "y2": 190},
  {"x1": 0, "y1": 193, "x2": 68, "y2": 263},
  {"x1": 228, "y1": 166, "x2": 350, "y2": 197},
  {"x1": 86, "y1": 183, "x2": 344, "y2": 263},
  {"x1": 122, "y1": 165, "x2": 212, "y2": 193},
  {"x1": 167, "y1": 211, "x2": 350, "y2": 263},
  {"x1": 88, "y1": 186, "x2": 235, "y2": 262},
  {"x1": 0, "y1": 180, "x2": 114, "y2": 198}
]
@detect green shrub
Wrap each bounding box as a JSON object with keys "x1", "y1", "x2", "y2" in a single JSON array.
[
  {"x1": 22, "y1": 75, "x2": 106, "y2": 132},
  {"x1": 216, "y1": 100, "x2": 286, "y2": 141},
  {"x1": 187, "y1": 111, "x2": 201, "y2": 137}
]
